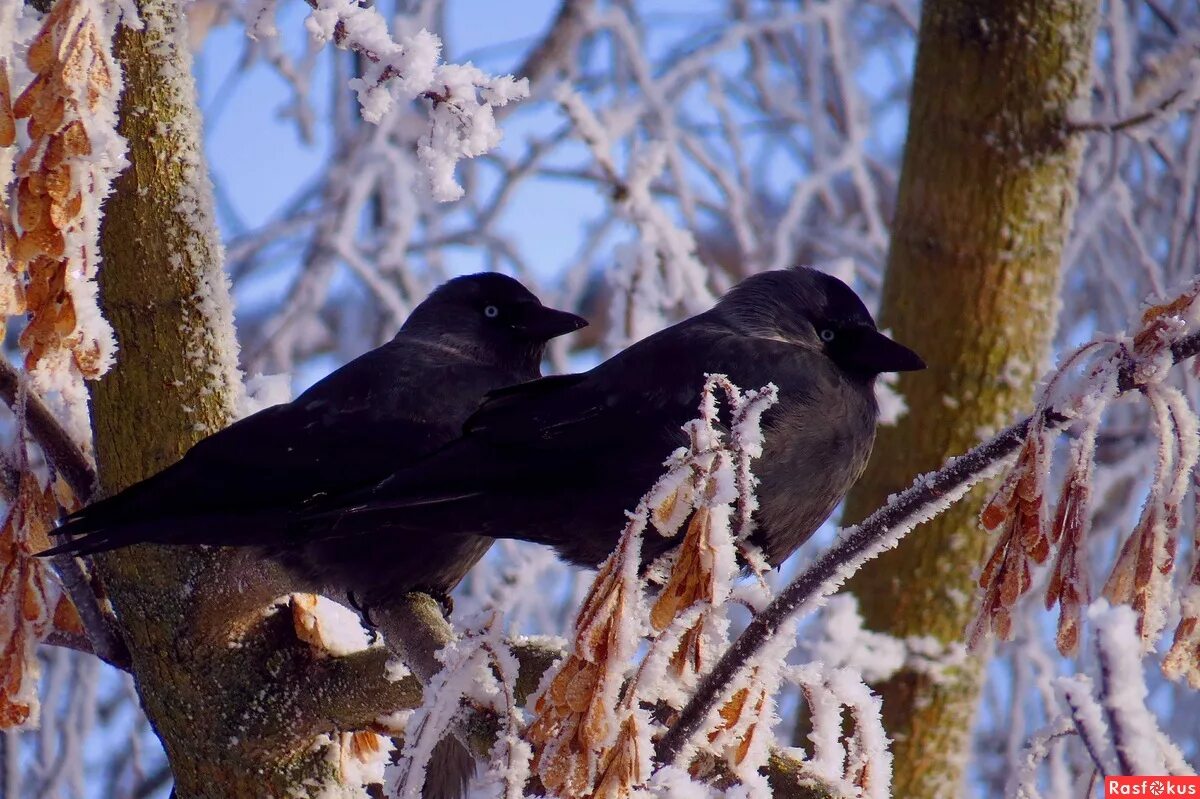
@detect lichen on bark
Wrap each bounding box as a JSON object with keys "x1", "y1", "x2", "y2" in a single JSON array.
[
  {"x1": 87, "y1": 0, "x2": 351, "y2": 794},
  {"x1": 839, "y1": 1, "x2": 1100, "y2": 796}
]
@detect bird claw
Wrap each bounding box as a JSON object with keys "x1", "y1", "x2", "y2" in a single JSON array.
[
  {"x1": 430, "y1": 590, "x2": 454, "y2": 618},
  {"x1": 347, "y1": 590, "x2": 381, "y2": 643}
]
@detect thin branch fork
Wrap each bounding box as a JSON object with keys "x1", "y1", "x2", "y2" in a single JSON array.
[
  {"x1": 655, "y1": 328, "x2": 1200, "y2": 766},
  {"x1": 0, "y1": 360, "x2": 131, "y2": 668}
]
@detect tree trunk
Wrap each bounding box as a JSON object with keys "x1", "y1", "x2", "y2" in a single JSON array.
[
  {"x1": 87, "y1": 1, "x2": 359, "y2": 795},
  {"x1": 840, "y1": 2, "x2": 1098, "y2": 795}
]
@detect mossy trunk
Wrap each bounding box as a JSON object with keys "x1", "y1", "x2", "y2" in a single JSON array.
[
  {"x1": 88, "y1": 1, "x2": 347, "y2": 795},
  {"x1": 839, "y1": 1, "x2": 1098, "y2": 795}
]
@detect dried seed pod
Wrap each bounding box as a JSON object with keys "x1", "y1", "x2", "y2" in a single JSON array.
[
  {"x1": 9, "y1": 0, "x2": 123, "y2": 387},
  {"x1": 0, "y1": 60, "x2": 15, "y2": 147}
]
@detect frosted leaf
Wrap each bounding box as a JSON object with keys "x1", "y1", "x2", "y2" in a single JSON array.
[{"x1": 0, "y1": 472, "x2": 68, "y2": 728}]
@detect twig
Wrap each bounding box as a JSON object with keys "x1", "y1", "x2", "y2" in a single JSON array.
[
  {"x1": 1067, "y1": 88, "x2": 1188, "y2": 135},
  {"x1": 1061, "y1": 688, "x2": 1116, "y2": 775},
  {"x1": 0, "y1": 361, "x2": 129, "y2": 667},
  {"x1": 0, "y1": 361, "x2": 96, "y2": 499},
  {"x1": 656, "y1": 329, "x2": 1200, "y2": 766},
  {"x1": 513, "y1": 0, "x2": 595, "y2": 86},
  {"x1": 48, "y1": 553, "x2": 131, "y2": 670},
  {"x1": 1095, "y1": 631, "x2": 1137, "y2": 777},
  {"x1": 41, "y1": 628, "x2": 129, "y2": 671}
]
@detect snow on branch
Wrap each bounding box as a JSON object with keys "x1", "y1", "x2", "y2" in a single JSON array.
[
  {"x1": 657, "y1": 277, "x2": 1200, "y2": 768},
  {"x1": 556, "y1": 87, "x2": 716, "y2": 349},
  {"x1": 300, "y1": 0, "x2": 528, "y2": 201},
  {"x1": 0, "y1": 0, "x2": 132, "y2": 731},
  {"x1": 393, "y1": 613, "x2": 530, "y2": 798},
  {"x1": 1009, "y1": 601, "x2": 1198, "y2": 796}
]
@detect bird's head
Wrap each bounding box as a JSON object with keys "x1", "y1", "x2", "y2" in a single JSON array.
[
  {"x1": 401, "y1": 273, "x2": 587, "y2": 371},
  {"x1": 715, "y1": 266, "x2": 925, "y2": 378}
]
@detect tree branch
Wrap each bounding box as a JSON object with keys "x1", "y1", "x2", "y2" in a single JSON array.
[
  {"x1": 1067, "y1": 88, "x2": 1188, "y2": 135},
  {"x1": 283, "y1": 646, "x2": 424, "y2": 736},
  {"x1": 356, "y1": 594, "x2": 844, "y2": 796},
  {"x1": 275, "y1": 592, "x2": 563, "y2": 748},
  {"x1": 48, "y1": 552, "x2": 132, "y2": 669},
  {"x1": 0, "y1": 359, "x2": 96, "y2": 499},
  {"x1": 655, "y1": 328, "x2": 1200, "y2": 766},
  {"x1": 513, "y1": 0, "x2": 595, "y2": 86},
  {"x1": 0, "y1": 361, "x2": 130, "y2": 668}
]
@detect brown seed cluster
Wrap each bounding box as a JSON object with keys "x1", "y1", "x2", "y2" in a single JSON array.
[
  {"x1": 0, "y1": 57, "x2": 22, "y2": 328},
  {"x1": 9, "y1": 0, "x2": 120, "y2": 383},
  {"x1": 0, "y1": 473, "x2": 80, "y2": 728},
  {"x1": 590, "y1": 713, "x2": 648, "y2": 799},
  {"x1": 526, "y1": 526, "x2": 641, "y2": 796},
  {"x1": 1043, "y1": 446, "x2": 1092, "y2": 656},
  {"x1": 703, "y1": 681, "x2": 767, "y2": 770},
  {"x1": 971, "y1": 286, "x2": 1200, "y2": 687},
  {"x1": 650, "y1": 507, "x2": 717, "y2": 680},
  {"x1": 971, "y1": 429, "x2": 1052, "y2": 647},
  {"x1": 1164, "y1": 555, "x2": 1200, "y2": 688}
]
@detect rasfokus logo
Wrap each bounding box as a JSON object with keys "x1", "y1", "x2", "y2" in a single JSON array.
[{"x1": 1106, "y1": 777, "x2": 1200, "y2": 796}]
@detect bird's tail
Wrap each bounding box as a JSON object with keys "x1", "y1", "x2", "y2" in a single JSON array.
[
  {"x1": 422, "y1": 735, "x2": 476, "y2": 799},
  {"x1": 40, "y1": 533, "x2": 132, "y2": 558},
  {"x1": 37, "y1": 502, "x2": 121, "y2": 557},
  {"x1": 39, "y1": 505, "x2": 292, "y2": 558}
]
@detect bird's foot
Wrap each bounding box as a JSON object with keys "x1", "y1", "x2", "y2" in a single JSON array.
[
  {"x1": 429, "y1": 589, "x2": 454, "y2": 618},
  {"x1": 347, "y1": 590, "x2": 381, "y2": 644}
]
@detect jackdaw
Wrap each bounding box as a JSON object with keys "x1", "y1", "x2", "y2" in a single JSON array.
[
  {"x1": 300, "y1": 266, "x2": 924, "y2": 573},
  {"x1": 43, "y1": 272, "x2": 587, "y2": 603}
]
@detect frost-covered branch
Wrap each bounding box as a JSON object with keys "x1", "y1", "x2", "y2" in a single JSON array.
[
  {"x1": 657, "y1": 325, "x2": 1200, "y2": 767},
  {"x1": 299, "y1": 0, "x2": 528, "y2": 201},
  {"x1": 1029, "y1": 602, "x2": 1198, "y2": 794},
  {"x1": 0, "y1": 360, "x2": 94, "y2": 500},
  {"x1": 0, "y1": 363, "x2": 127, "y2": 673},
  {"x1": 1067, "y1": 87, "x2": 1195, "y2": 135}
]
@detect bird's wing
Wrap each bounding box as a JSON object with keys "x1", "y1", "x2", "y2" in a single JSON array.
[
  {"x1": 47, "y1": 341, "x2": 524, "y2": 552},
  {"x1": 332, "y1": 323, "x2": 812, "y2": 513},
  {"x1": 462, "y1": 323, "x2": 816, "y2": 450}
]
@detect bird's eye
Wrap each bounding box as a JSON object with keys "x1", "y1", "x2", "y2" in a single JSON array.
[
  {"x1": 819, "y1": 328, "x2": 836, "y2": 342},
  {"x1": 483, "y1": 305, "x2": 500, "y2": 319}
]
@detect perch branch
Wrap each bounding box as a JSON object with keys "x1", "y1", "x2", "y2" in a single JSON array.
[
  {"x1": 655, "y1": 329, "x2": 1200, "y2": 765},
  {"x1": 364, "y1": 594, "x2": 845, "y2": 797},
  {"x1": 49, "y1": 552, "x2": 131, "y2": 669},
  {"x1": 278, "y1": 592, "x2": 563, "y2": 749}
]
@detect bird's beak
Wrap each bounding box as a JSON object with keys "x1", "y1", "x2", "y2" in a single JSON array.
[
  {"x1": 848, "y1": 328, "x2": 926, "y2": 373},
  {"x1": 514, "y1": 305, "x2": 589, "y2": 340}
]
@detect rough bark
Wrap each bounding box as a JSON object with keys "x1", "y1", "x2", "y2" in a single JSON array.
[
  {"x1": 839, "y1": 2, "x2": 1098, "y2": 796},
  {"x1": 86, "y1": 1, "x2": 369, "y2": 795}
]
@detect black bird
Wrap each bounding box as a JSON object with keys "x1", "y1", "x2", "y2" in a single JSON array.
[
  {"x1": 43, "y1": 272, "x2": 587, "y2": 601},
  {"x1": 301, "y1": 266, "x2": 924, "y2": 573},
  {"x1": 43, "y1": 272, "x2": 585, "y2": 799}
]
